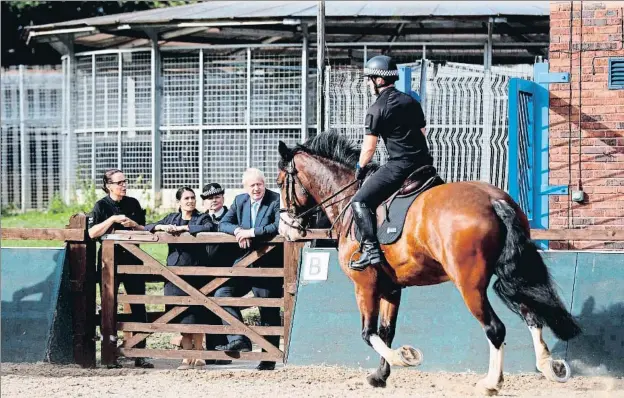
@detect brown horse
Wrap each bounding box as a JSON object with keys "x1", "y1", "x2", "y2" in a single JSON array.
[{"x1": 276, "y1": 132, "x2": 581, "y2": 396}]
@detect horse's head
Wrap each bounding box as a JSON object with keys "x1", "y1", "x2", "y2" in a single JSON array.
[
  {"x1": 277, "y1": 141, "x2": 317, "y2": 240},
  {"x1": 276, "y1": 132, "x2": 364, "y2": 240}
]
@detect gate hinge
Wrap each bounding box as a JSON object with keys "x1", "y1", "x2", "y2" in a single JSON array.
[{"x1": 535, "y1": 72, "x2": 570, "y2": 84}]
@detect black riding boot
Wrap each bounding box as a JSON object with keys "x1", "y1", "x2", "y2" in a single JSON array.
[{"x1": 350, "y1": 202, "x2": 383, "y2": 271}]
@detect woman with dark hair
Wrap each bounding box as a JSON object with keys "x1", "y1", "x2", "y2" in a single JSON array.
[
  {"x1": 145, "y1": 187, "x2": 216, "y2": 370},
  {"x1": 88, "y1": 169, "x2": 153, "y2": 368}
]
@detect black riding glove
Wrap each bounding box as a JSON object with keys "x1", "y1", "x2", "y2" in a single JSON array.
[{"x1": 355, "y1": 163, "x2": 367, "y2": 181}]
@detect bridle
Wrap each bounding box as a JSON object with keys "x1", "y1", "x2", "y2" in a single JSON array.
[{"x1": 279, "y1": 158, "x2": 358, "y2": 236}]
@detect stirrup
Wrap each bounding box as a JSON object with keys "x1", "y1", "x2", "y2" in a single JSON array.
[{"x1": 349, "y1": 243, "x2": 382, "y2": 271}]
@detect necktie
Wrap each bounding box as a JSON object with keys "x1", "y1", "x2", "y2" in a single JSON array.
[{"x1": 251, "y1": 202, "x2": 259, "y2": 227}]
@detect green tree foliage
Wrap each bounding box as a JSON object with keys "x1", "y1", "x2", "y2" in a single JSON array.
[{"x1": 2, "y1": 1, "x2": 194, "y2": 66}]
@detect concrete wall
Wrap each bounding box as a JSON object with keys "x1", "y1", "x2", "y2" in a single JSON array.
[
  {"x1": 1, "y1": 247, "x2": 73, "y2": 363},
  {"x1": 288, "y1": 248, "x2": 624, "y2": 376}
]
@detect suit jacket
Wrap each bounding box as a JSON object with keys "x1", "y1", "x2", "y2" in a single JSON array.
[
  {"x1": 219, "y1": 189, "x2": 282, "y2": 268},
  {"x1": 145, "y1": 210, "x2": 216, "y2": 266}
]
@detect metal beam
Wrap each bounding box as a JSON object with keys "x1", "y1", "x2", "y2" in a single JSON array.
[
  {"x1": 19, "y1": 66, "x2": 28, "y2": 211},
  {"x1": 301, "y1": 23, "x2": 308, "y2": 142},
  {"x1": 246, "y1": 47, "x2": 252, "y2": 169},
  {"x1": 148, "y1": 30, "x2": 162, "y2": 205},
  {"x1": 198, "y1": 49, "x2": 204, "y2": 188},
  {"x1": 316, "y1": 0, "x2": 325, "y2": 133},
  {"x1": 161, "y1": 27, "x2": 208, "y2": 40}
]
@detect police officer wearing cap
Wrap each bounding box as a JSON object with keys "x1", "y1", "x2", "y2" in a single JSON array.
[
  {"x1": 200, "y1": 183, "x2": 240, "y2": 361},
  {"x1": 200, "y1": 183, "x2": 240, "y2": 268},
  {"x1": 350, "y1": 55, "x2": 434, "y2": 271}
]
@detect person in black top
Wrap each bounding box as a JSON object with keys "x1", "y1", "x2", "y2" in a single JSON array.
[
  {"x1": 350, "y1": 55, "x2": 434, "y2": 271},
  {"x1": 199, "y1": 182, "x2": 239, "y2": 364},
  {"x1": 145, "y1": 186, "x2": 217, "y2": 370},
  {"x1": 87, "y1": 169, "x2": 153, "y2": 368}
]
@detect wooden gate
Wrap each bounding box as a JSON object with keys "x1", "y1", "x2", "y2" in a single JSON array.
[{"x1": 99, "y1": 231, "x2": 306, "y2": 365}]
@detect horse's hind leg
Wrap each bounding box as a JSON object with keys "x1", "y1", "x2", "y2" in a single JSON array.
[
  {"x1": 457, "y1": 283, "x2": 506, "y2": 396},
  {"x1": 366, "y1": 288, "x2": 401, "y2": 388},
  {"x1": 520, "y1": 305, "x2": 571, "y2": 382}
]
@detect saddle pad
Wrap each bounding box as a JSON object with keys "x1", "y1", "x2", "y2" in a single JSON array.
[{"x1": 355, "y1": 176, "x2": 444, "y2": 245}]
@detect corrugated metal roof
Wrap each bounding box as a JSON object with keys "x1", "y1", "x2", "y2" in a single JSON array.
[{"x1": 27, "y1": 1, "x2": 549, "y2": 31}]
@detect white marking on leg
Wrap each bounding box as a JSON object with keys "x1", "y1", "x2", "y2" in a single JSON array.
[
  {"x1": 484, "y1": 339, "x2": 504, "y2": 388},
  {"x1": 369, "y1": 334, "x2": 401, "y2": 366},
  {"x1": 529, "y1": 326, "x2": 552, "y2": 372}
]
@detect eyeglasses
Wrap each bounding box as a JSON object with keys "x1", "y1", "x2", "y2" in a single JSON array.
[{"x1": 108, "y1": 180, "x2": 128, "y2": 186}]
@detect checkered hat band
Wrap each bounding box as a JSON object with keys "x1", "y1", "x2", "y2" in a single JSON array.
[
  {"x1": 364, "y1": 68, "x2": 399, "y2": 77},
  {"x1": 202, "y1": 187, "x2": 224, "y2": 197}
]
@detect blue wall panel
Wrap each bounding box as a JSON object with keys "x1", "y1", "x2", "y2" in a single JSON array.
[
  {"x1": 1, "y1": 247, "x2": 73, "y2": 363},
  {"x1": 289, "y1": 249, "x2": 623, "y2": 375},
  {"x1": 565, "y1": 252, "x2": 624, "y2": 375}
]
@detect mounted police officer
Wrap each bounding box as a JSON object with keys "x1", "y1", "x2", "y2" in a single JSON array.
[{"x1": 350, "y1": 55, "x2": 434, "y2": 271}]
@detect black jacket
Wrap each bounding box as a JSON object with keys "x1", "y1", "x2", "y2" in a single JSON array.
[
  {"x1": 205, "y1": 206, "x2": 240, "y2": 267},
  {"x1": 145, "y1": 210, "x2": 216, "y2": 266},
  {"x1": 89, "y1": 195, "x2": 147, "y2": 268}
]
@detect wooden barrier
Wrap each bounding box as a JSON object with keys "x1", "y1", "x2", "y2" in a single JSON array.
[{"x1": 99, "y1": 231, "x2": 306, "y2": 366}]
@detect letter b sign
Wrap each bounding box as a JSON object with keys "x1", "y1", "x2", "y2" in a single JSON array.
[{"x1": 302, "y1": 251, "x2": 330, "y2": 281}]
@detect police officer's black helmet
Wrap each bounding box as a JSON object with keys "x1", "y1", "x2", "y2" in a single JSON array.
[{"x1": 363, "y1": 55, "x2": 399, "y2": 79}]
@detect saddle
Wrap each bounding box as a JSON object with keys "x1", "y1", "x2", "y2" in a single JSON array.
[{"x1": 354, "y1": 165, "x2": 445, "y2": 245}]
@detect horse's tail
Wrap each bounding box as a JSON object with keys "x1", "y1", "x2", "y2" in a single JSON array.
[{"x1": 491, "y1": 199, "x2": 581, "y2": 341}]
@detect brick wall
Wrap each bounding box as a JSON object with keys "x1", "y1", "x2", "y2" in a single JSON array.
[{"x1": 548, "y1": 1, "x2": 624, "y2": 249}]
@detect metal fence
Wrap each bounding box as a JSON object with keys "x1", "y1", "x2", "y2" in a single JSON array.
[
  {"x1": 324, "y1": 47, "x2": 534, "y2": 191},
  {"x1": 66, "y1": 45, "x2": 315, "y2": 205},
  {"x1": 1, "y1": 65, "x2": 64, "y2": 211},
  {"x1": 2, "y1": 42, "x2": 533, "y2": 210}
]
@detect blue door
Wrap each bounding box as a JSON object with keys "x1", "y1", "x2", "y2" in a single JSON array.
[{"x1": 508, "y1": 62, "x2": 569, "y2": 245}]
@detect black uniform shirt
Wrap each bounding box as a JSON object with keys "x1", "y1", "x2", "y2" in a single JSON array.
[
  {"x1": 88, "y1": 195, "x2": 146, "y2": 237},
  {"x1": 88, "y1": 195, "x2": 146, "y2": 267},
  {"x1": 365, "y1": 86, "x2": 432, "y2": 164}
]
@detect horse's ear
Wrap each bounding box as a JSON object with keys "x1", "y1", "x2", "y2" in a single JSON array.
[{"x1": 278, "y1": 140, "x2": 293, "y2": 161}]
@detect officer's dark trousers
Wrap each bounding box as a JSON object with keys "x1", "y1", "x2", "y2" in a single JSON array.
[
  {"x1": 214, "y1": 278, "x2": 282, "y2": 348},
  {"x1": 352, "y1": 159, "x2": 422, "y2": 209}
]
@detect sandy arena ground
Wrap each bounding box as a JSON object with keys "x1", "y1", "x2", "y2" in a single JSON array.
[{"x1": 2, "y1": 360, "x2": 623, "y2": 398}]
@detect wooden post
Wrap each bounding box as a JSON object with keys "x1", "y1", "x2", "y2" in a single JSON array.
[
  {"x1": 100, "y1": 239, "x2": 117, "y2": 366},
  {"x1": 282, "y1": 241, "x2": 305, "y2": 362},
  {"x1": 67, "y1": 213, "x2": 96, "y2": 368}
]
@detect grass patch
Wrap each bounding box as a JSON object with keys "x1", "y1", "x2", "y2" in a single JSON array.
[{"x1": 2, "y1": 209, "x2": 169, "y2": 263}]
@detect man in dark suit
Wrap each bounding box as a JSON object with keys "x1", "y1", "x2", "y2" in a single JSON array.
[{"x1": 216, "y1": 168, "x2": 283, "y2": 371}]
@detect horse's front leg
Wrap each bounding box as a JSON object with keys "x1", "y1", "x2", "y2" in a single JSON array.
[
  {"x1": 366, "y1": 288, "x2": 401, "y2": 388},
  {"x1": 354, "y1": 283, "x2": 422, "y2": 389}
]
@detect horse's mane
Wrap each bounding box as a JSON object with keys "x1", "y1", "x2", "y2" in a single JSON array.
[{"x1": 288, "y1": 130, "x2": 378, "y2": 171}]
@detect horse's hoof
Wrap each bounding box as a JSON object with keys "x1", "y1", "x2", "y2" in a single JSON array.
[
  {"x1": 366, "y1": 373, "x2": 387, "y2": 388},
  {"x1": 542, "y1": 359, "x2": 571, "y2": 383},
  {"x1": 396, "y1": 346, "x2": 423, "y2": 367},
  {"x1": 475, "y1": 379, "x2": 500, "y2": 396}
]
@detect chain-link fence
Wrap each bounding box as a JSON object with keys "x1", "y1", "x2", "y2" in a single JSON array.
[
  {"x1": 1, "y1": 65, "x2": 64, "y2": 211},
  {"x1": 2, "y1": 42, "x2": 534, "y2": 210}
]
